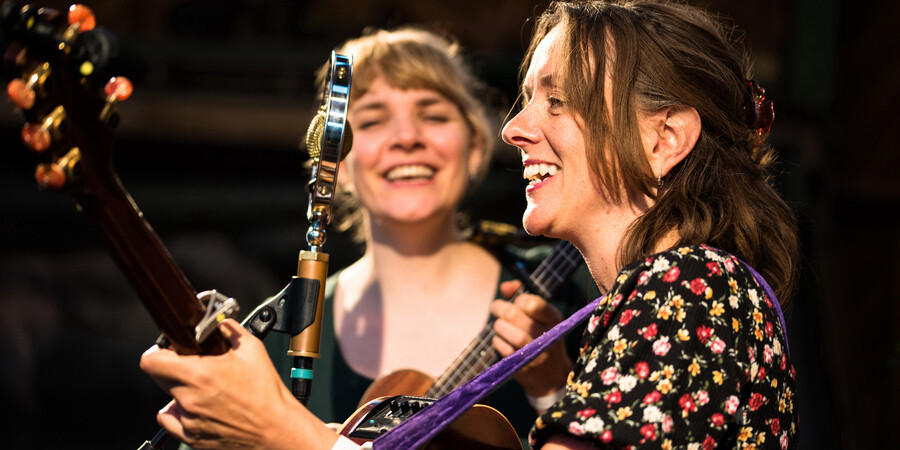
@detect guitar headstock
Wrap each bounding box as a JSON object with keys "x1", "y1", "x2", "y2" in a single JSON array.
[
  {"x1": 1, "y1": 1, "x2": 131, "y2": 197},
  {"x1": 1, "y1": 2, "x2": 232, "y2": 355}
]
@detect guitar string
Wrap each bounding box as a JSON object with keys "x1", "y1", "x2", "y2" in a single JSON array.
[{"x1": 429, "y1": 242, "x2": 582, "y2": 397}]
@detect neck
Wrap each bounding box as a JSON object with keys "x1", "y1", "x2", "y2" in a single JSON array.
[
  {"x1": 570, "y1": 226, "x2": 628, "y2": 295},
  {"x1": 365, "y1": 209, "x2": 463, "y2": 256},
  {"x1": 565, "y1": 190, "x2": 665, "y2": 293},
  {"x1": 357, "y1": 211, "x2": 469, "y2": 293},
  {"x1": 575, "y1": 226, "x2": 682, "y2": 294}
]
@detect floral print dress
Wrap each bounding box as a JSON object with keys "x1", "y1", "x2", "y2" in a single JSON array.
[{"x1": 529, "y1": 245, "x2": 797, "y2": 449}]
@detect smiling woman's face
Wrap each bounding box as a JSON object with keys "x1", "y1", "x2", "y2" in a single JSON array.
[
  {"x1": 501, "y1": 26, "x2": 602, "y2": 241},
  {"x1": 502, "y1": 26, "x2": 647, "y2": 249},
  {"x1": 343, "y1": 76, "x2": 481, "y2": 228}
]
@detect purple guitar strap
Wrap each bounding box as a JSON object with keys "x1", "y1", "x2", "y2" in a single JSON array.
[{"x1": 373, "y1": 256, "x2": 789, "y2": 449}]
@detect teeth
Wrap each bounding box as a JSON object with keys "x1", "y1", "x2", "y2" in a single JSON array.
[
  {"x1": 523, "y1": 163, "x2": 559, "y2": 184},
  {"x1": 385, "y1": 164, "x2": 435, "y2": 181}
]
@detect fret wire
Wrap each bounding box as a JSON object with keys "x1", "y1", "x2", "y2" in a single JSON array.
[
  {"x1": 434, "y1": 325, "x2": 493, "y2": 386},
  {"x1": 531, "y1": 242, "x2": 579, "y2": 296},
  {"x1": 433, "y1": 328, "x2": 497, "y2": 394}
]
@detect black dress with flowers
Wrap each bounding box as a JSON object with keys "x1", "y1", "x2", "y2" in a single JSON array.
[{"x1": 529, "y1": 244, "x2": 797, "y2": 449}]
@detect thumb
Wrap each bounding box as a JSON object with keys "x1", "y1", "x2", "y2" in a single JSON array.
[{"x1": 217, "y1": 318, "x2": 246, "y2": 346}]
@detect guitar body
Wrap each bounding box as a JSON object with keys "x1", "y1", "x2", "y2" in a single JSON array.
[{"x1": 341, "y1": 395, "x2": 522, "y2": 450}]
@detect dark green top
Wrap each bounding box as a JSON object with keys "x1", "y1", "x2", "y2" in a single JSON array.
[{"x1": 264, "y1": 243, "x2": 599, "y2": 445}]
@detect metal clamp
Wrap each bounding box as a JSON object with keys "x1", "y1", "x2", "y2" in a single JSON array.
[{"x1": 194, "y1": 290, "x2": 240, "y2": 343}]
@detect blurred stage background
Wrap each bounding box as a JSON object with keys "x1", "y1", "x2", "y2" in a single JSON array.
[{"x1": 0, "y1": 0, "x2": 895, "y2": 448}]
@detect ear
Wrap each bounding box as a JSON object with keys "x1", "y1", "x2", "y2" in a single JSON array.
[
  {"x1": 642, "y1": 105, "x2": 701, "y2": 178},
  {"x1": 337, "y1": 158, "x2": 355, "y2": 191},
  {"x1": 466, "y1": 134, "x2": 485, "y2": 180}
]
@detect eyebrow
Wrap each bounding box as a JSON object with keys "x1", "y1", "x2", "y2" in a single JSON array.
[
  {"x1": 352, "y1": 95, "x2": 447, "y2": 113},
  {"x1": 521, "y1": 73, "x2": 554, "y2": 102}
]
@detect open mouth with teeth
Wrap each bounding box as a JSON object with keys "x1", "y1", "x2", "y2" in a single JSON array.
[
  {"x1": 523, "y1": 163, "x2": 559, "y2": 186},
  {"x1": 384, "y1": 164, "x2": 436, "y2": 182}
]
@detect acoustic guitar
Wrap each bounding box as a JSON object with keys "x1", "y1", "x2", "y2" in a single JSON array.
[
  {"x1": 0, "y1": 1, "x2": 232, "y2": 355},
  {"x1": 337, "y1": 240, "x2": 583, "y2": 449}
]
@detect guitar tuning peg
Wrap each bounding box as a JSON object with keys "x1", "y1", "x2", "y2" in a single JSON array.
[
  {"x1": 60, "y1": 4, "x2": 95, "y2": 46},
  {"x1": 34, "y1": 162, "x2": 66, "y2": 190},
  {"x1": 34, "y1": 147, "x2": 82, "y2": 190},
  {"x1": 5, "y1": 62, "x2": 51, "y2": 110},
  {"x1": 104, "y1": 76, "x2": 133, "y2": 102},
  {"x1": 21, "y1": 123, "x2": 51, "y2": 152},
  {"x1": 99, "y1": 76, "x2": 132, "y2": 126},
  {"x1": 67, "y1": 4, "x2": 95, "y2": 32},
  {"x1": 7, "y1": 78, "x2": 35, "y2": 110},
  {"x1": 21, "y1": 105, "x2": 67, "y2": 152}
]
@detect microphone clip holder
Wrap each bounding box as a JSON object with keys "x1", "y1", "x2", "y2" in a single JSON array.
[{"x1": 242, "y1": 276, "x2": 322, "y2": 341}]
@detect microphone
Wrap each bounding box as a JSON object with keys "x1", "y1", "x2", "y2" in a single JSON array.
[
  {"x1": 288, "y1": 51, "x2": 353, "y2": 404},
  {"x1": 305, "y1": 52, "x2": 354, "y2": 242}
]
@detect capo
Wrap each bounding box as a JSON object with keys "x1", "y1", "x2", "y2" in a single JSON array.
[{"x1": 194, "y1": 290, "x2": 239, "y2": 343}]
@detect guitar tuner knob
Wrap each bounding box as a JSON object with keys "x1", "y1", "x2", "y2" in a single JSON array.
[
  {"x1": 67, "y1": 5, "x2": 96, "y2": 32},
  {"x1": 34, "y1": 162, "x2": 65, "y2": 190},
  {"x1": 21, "y1": 105, "x2": 67, "y2": 152},
  {"x1": 34, "y1": 147, "x2": 82, "y2": 190},
  {"x1": 7, "y1": 78, "x2": 35, "y2": 110},
  {"x1": 104, "y1": 76, "x2": 133, "y2": 101},
  {"x1": 6, "y1": 62, "x2": 51, "y2": 110},
  {"x1": 99, "y1": 76, "x2": 132, "y2": 126},
  {"x1": 21, "y1": 123, "x2": 51, "y2": 152}
]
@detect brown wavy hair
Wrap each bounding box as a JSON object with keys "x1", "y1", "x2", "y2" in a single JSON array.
[{"x1": 521, "y1": 1, "x2": 799, "y2": 304}]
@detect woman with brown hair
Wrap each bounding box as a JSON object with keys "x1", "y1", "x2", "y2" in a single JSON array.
[{"x1": 501, "y1": 1, "x2": 799, "y2": 447}]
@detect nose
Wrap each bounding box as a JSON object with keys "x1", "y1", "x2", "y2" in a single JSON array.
[
  {"x1": 391, "y1": 114, "x2": 423, "y2": 151},
  {"x1": 501, "y1": 104, "x2": 538, "y2": 150}
]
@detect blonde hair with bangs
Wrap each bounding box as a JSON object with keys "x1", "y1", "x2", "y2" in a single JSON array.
[{"x1": 316, "y1": 27, "x2": 495, "y2": 242}]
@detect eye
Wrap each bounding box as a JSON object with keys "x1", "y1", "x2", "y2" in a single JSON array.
[
  {"x1": 352, "y1": 112, "x2": 386, "y2": 130},
  {"x1": 548, "y1": 95, "x2": 564, "y2": 112},
  {"x1": 356, "y1": 119, "x2": 382, "y2": 130},
  {"x1": 424, "y1": 114, "x2": 450, "y2": 123}
]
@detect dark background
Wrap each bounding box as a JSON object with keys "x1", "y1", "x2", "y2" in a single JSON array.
[{"x1": 0, "y1": 0, "x2": 895, "y2": 448}]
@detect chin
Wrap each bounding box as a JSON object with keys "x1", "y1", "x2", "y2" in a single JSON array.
[{"x1": 521, "y1": 207, "x2": 553, "y2": 239}]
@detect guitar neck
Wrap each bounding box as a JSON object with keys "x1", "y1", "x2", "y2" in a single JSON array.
[
  {"x1": 428, "y1": 240, "x2": 582, "y2": 397},
  {"x1": 79, "y1": 168, "x2": 228, "y2": 355}
]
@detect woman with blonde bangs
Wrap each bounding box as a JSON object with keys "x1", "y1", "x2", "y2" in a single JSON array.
[{"x1": 261, "y1": 27, "x2": 584, "y2": 439}]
